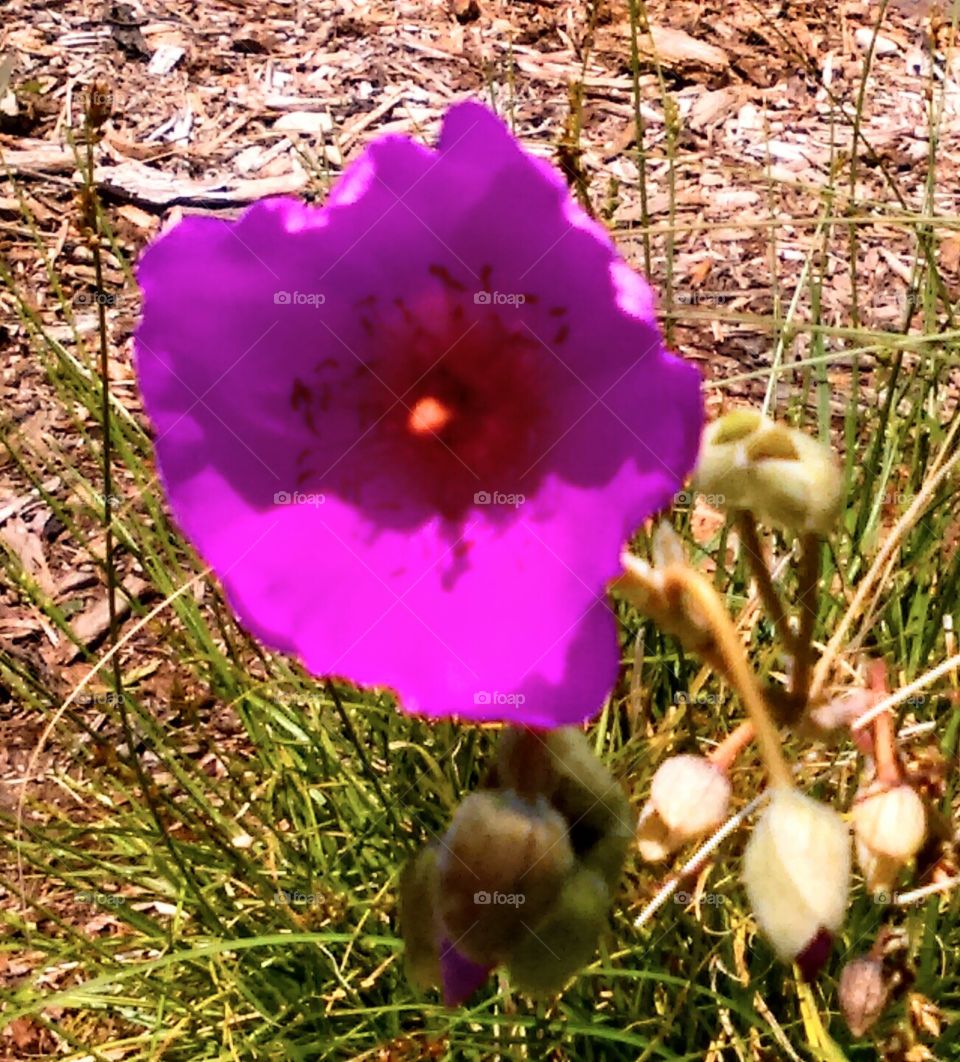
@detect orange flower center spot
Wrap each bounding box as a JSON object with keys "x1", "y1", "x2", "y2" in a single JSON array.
[{"x1": 408, "y1": 395, "x2": 453, "y2": 436}]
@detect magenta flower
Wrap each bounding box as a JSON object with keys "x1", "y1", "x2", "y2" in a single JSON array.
[{"x1": 135, "y1": 101, "x2": 702, "y2": 727}]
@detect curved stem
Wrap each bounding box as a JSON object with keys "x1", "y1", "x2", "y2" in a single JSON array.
[{"x1": 661, "y1": 566, "x2": 794, "y2": 789}]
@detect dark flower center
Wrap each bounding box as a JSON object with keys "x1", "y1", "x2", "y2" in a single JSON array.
[{"x1": 292, "y1": 284, "x2": 557, "y2": 527}]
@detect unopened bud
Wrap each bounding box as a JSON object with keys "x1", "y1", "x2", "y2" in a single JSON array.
[
  {"x1": 743, "y1": 788, "x2": 851, "y2": 962},
  {"x1": 616, "y1": 550, "x2": 716, "y2": 656},
  {"x1": 693, "y1": 411, "x2": 843, "y2": 535},
  {"x1": 495, "y1": 727, "x2": 634, "y2": 890},
  {"x1": 399, "y1": 845, "x2": 442, "y2": 991},
  {"x1": 437, "y1": 791, "x2": 574, "y2": 964},
  {"x1": 853, "y1": 783, "x2": 926, "y2": 861},
  {"x1": 839, "y1": 956, "x2": 889, "y2": 1037},
  {"x1": 506, "y1": 866, "x2": 610, "y2": 995},
  {"x1": 853, "y1": 782, "x2": 926, "y2": 895},
  {"x1": 637, "y1": 755, "x2": 731, "y2": 862}
]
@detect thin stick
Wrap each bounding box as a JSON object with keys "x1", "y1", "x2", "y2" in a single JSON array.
[
  {"x1": 660, "y1": 566, "x2": 794, "y2": 789},
  {"x1": 852, "y1": 652, "x2": 960, "y2": 732}
]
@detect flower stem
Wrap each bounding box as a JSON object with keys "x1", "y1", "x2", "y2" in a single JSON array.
[
  {"x1": 736, "y1": 513, "x2": 797, "y2": 652},
  {"x1": 661, "y1": 566, "x2": 794, "y2": 789},
  {"x1": 865, "y1": 661, "x2": 900, "y2": 786},
  {"x1": 708, "y1": 720, "x2": 755, "y2": 774},
  {"x1": 789, "y1": 532, "x2": 821, "y2": 715}
]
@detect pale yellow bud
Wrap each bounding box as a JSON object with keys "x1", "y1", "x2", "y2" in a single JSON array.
[
  {"x1": 742, "y1": 788, "x2": 851, "y2": 961},
  {"x1": 636, "y1": 755, "x2": 731, "y2": 862},
  {"x1": 693, "y1": 411, "x2": 843, "y2": 535},
  {"x1": 853, "y1": 783, "x2": 926, "y2": 862}
]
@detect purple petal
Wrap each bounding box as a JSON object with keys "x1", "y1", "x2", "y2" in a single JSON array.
[
  {"x1": 135, "y1": 101, "x2": 703, "y2": 728},
  {"x1": 440, "y1": 938, "x2": 493, "y2": 1006}
]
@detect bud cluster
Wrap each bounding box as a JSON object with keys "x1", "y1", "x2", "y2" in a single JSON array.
[{"x1": 399, "y1": 727, "x2": 635, "y2": 1002}]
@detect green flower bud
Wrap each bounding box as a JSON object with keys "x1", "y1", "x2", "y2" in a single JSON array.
[
  {"x1": 544, "y1": 729, "x2": 635, "y2": 849},
  {"x1": 495, "y1": 728, "x2": 634, "y2": 890},
  {"x1": 506, "y1": 865, "x2": 610, "y2": 995},
  {"x1": 438, "y1": 791, "x2": 575, "y2": 964},
  {"x1": 693, "y1": 411, "x2": 843, "y2": 535},
  {"x1": 399, "y1": 845, "x2": 442, "y2": 991}
]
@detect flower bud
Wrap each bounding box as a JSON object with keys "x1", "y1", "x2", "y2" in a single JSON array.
[
  {"x1": 495, "y1": 727, "x2": 634, "y2": 890},
  {"x1": 839, "y1": 956, "x2": 889, "y2": 1037},
  {"x1": 636, "y1": 754, "x2": 731, "y2": 862},
  {"x1": 693, "y1": 411, "x2": 843, "y2": 535},
  {"x1": 399, "y1": 845, "x2": 442, "y2": 991},
  {"x1": 506, "y1": 866, "x2": 610, "y2": 995},
  {"x1": 742, "y1": 788, "x2": 851, "y2": 962},
  {"x1": 853, "y1": 783, "x2": 926, "y2": 895},
  {"x1": 437, "y1": 791, "x2": 574, "y2": 964},
  {"x1": 616, "y1": 550, "x2": 716, "y2": 656}
]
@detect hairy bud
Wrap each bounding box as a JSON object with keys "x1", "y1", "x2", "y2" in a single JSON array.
[
  {"x1": 853, "y1": 782, "x2": 926, "y2": 895},
  {"x1": 637, "y1": 755, "x2": 731, "y2": 862},
  {"x1": 437, "y1": 791, "x2": 574, "y2": 964},
  {"x1": 506, "y1": 866, "x2": 610, "y2": 995},
  {"x1": 694, "y1": 411, "x2": 843, "y2": 535},
  {"x1": 839, "y1": 956, "x2": 890, "y2": 1036},
  {"x1": 743, "y1": 788, "x2": 851, "y2": 962}
]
